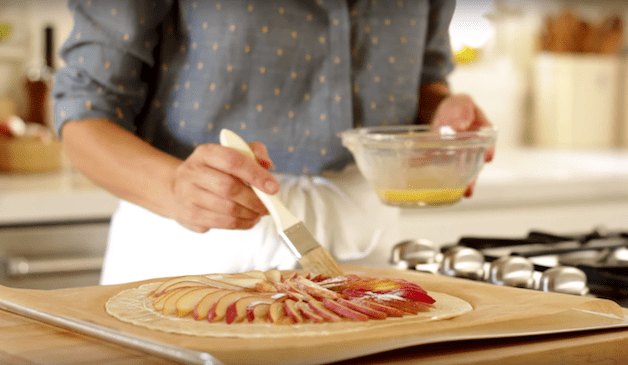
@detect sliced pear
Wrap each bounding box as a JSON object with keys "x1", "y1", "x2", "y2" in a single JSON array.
[
  {"x1": 158, "y1": 281, "x2": 211, "y2": 296},
  {"x1": 309, "y1": 273, "x2": 328, "y2": 282},
  {"x1": 366, "y1": 297, "x2": 431, "y2": 315},
  {"x1": 294, "y1": 277, "x2": 340, "y2": 300},
  {"x1": 336, "y1": 298, "x2": 387, "y2": 319},
  {"x1": 225, "y1": 295, "x2": 275, "y2": 324},
  {"x1": 153, "y1": 287, "x2": 189, "y2": 311},
  {"x1": 247, "y1": 302, "x2": 271, "y2": 323},
  {"x1": 283, "y1": 271, "x2": 299, "y2": 281},
  {"x1": 349, "y1": 298, "x2": 404, "y2": 317},
  {"x1": 296, "y1": 301, "x2": 323, "y2": 323},
  {"x1": 306, "y1": 299, "x2": 343, "y2": 322},
  {"x1": 152, "y1": 275, "x2": 243, "y2": 296},
  {"x1": 264, "y1": 269, "x2": 283, "y2": 284},
  {"x1": 175, "y1": 287, "x2": 222, "y2": 317},
  {"x1": 323, "y1": 298, "x2": 369, "y2": 321},
  {"x1": 162, "y1": 287, "x2": 201, "y2": 316},
  {"x1": 208, "y1": 276, "x2": 267, "y2": 290},
  {"x1": 192, "y1": 289, "x2": 232, "y2": 320},
  {"x1": 149, "y1": 271, "x2": 436, "y2": 325},
  {"x1": 241, "y1": 270, "x2": 267, "y2": 280},
  {"x1": 254, "y1": 282, "x2": 278, "y2": 293},
  {"x1": 283, "y1": 280, "x2": 312, "y2": 300},
  {"x1": 284, "y1": 299, "x2": 304, "y2": 324},
  {"x1": 208, "y1": 292, "x2": 256, "y2": 323},
  {"x1": 274, "y1": 282, "x2": 307, "y2": 301},
  {"x1": 268, "y1": 301, "x2": 288, "y2": 324}
]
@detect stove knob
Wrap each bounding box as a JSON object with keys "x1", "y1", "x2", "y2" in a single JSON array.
[
  {"x1": 440, "y1": 246, "x2": 485, "y2": 280},
  {"x1": 489, "y1": 256, "x2": 535, "y2": 289},
  {"x1": 390, "y1": 239, "x2": 440, "y2": 272},
  {"x1": 539, "y1": 266, "x2": 589, "y2": 296},
  {"x1": 607, "y1": 247, "x2": 628, "y2": 266}
]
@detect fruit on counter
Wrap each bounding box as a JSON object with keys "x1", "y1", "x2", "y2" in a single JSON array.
[{"x1": 148, "y1": 270, "x2": 435, "y2": 325}]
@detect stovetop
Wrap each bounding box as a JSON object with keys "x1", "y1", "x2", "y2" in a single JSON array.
[{"x1": 390, "y1": 227, "x2": 628, "y2": 307}]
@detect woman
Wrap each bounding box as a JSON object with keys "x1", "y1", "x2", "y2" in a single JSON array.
[{"x1": 53, "y1": 0, "x2": 493, "y2": 284}]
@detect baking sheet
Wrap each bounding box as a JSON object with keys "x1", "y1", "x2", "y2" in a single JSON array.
[{"x1": 0, "y1": 265, "x2": 627, "y2": 365}]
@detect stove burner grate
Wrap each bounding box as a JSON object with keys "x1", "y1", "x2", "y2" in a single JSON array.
[{"x1": 390, "y1": 228, "x2": 628, "y2": 307}]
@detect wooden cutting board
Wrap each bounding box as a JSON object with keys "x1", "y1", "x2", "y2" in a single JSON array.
[{"x1": 0, "y1": 265, "x2": 626, "y2": 365}]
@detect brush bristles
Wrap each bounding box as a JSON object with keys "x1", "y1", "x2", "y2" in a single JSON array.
[{"x1": 298, "y1": 247, "x2": 344, "y2": 277}]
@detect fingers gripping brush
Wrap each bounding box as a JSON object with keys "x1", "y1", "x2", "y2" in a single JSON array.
[{"x1": 219, "y1": 129, "x2": 344, "y2": 278}]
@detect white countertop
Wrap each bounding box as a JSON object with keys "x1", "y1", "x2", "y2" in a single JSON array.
[
  {"x1": 1, "y1": 148, "x2": 628, "y2": 226},
  {"x1": 0, "y1": 165, "x2": 120, "y2": 225},
  {"x1": 449, "y1": 147, "x2": 628, "y2": 210}
]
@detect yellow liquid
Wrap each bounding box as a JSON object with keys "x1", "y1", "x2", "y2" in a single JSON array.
[{"x1": 377, "y1": 188, "x2": 465, "y2": 206}]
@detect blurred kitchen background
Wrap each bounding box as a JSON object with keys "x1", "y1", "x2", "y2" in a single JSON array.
[{"x1": 1, "y1": 0, "x2": 628, "y2": 290}]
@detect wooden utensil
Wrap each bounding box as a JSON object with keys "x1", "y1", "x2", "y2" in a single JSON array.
[{"x1": 219, "y1": 129, "x2": 344, "y2": 277}]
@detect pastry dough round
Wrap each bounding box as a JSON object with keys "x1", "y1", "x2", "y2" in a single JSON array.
[{"x1": 105, "y1": 282, "x2": 472, "y2": 338}]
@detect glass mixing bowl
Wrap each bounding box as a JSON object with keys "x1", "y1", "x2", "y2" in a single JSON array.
[{"x1": 340, "y1": 125, "x2": 497, "y2": 208}]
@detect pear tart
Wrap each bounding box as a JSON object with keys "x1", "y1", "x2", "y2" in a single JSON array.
[
  {"x1": 148, "y1": 269, "x2": 436, "y2": 325},
  {"x1": 106, "y1": 270, "x2": 473, "y2": 338}
]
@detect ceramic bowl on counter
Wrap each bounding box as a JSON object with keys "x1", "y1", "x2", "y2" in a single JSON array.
[{"x1": 340, "y1": 124, "x2": 497, "y2": 208}]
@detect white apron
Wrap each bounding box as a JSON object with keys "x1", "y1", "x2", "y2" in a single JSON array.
[{"x1": 100, "y1": 165, "x2": 389, "y2": 285}]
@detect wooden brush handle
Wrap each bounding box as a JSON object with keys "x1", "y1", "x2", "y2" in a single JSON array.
[{"x1": 219, "y1": 129, "x2": 299, "y2": 231}]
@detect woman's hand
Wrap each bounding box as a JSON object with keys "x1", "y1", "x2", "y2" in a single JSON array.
[
  {"x1": 171, "y1": 142, "x2": 279, "y2": 233},
  {"x1": 61, "y1": 118, "x2": 279, "y2": 234},
  {"x1": 430, "y1": 93, "x2": 495, "y2": 197}
]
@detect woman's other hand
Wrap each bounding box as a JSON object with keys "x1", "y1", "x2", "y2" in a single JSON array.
[{"x1": 430, "y1": 93, "x2": 495, "y2": 197}]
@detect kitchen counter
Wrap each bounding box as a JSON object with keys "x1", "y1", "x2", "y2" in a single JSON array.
[
  {"x1": 454, "y1": 147, "x2": 628, "y2": 208},
  {"x1": 1, "y1": 264, "x2": 628, "y2": 365},
  {"x1": 0, "y1": 162, "x2": 118, "y2": 289},
  {"x1": 2, "y1": 148, "x2": 628, "y2": 250},
  {"x1": 1, "y1": 148, "x2": 628, "y2": 247},
  {"x1": 1, "y1": 150, "x2": 627, "y2": 362},
  {"x1": 0, "y1": 164, "x2": 120, "y2": 225},
  {"x1": 397, "y1": 148, "x2": 628, "y2": 235},
  {"x1": 2, "y1": 148, "x2": 628, "y2": 225},
  {"x1": 1, "y1": 306, "x2": 627, "y2": 365}
]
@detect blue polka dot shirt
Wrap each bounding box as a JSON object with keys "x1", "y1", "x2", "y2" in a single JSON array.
[{"x1": 53, "y1": 0, "x2": 455, "y2": 174}]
